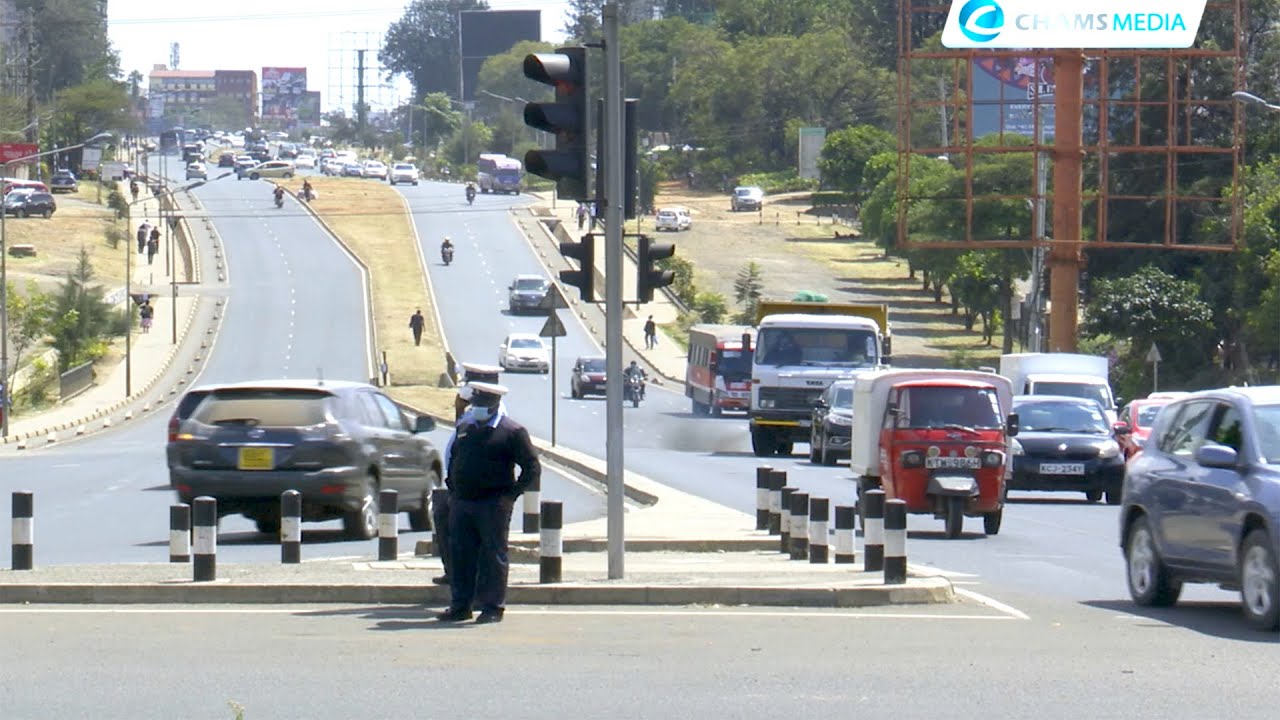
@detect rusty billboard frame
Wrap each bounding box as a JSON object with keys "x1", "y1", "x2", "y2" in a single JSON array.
[{"x1": 895, "y1": 1, "x2": 1244, "y2": 350}]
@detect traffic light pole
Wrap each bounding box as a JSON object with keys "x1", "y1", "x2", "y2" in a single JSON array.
[{"x1": 603, "y1": 3, "x2": 626, "y2": 580}]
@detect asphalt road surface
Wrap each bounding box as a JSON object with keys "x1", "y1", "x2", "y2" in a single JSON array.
[{"x1": 0, "y1": 599, "x2": 1273, "y2": 718}]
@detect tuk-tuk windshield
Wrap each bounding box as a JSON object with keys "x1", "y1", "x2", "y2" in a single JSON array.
[{"x1": 897, "y1": 386, "x2": 1002, "y2": 429}]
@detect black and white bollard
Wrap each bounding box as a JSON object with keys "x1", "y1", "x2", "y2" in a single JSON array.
[
  {"x1": 884, "y1": 499, "x2": 908, "y2": 584},
  {"x1": 754, "y1": 466, "x2": 772, "y2": 530},
  {"x1": 834, "y1": 505, "x2": 856, "y2": 564},
  {"x1": 540, "y1": 500, "x2": 562, "y2": 584},
  {"x1": 779, "y1": 487, "x2": 795, "y2": 554},
  {"x1": 863, "y1": 489, "x2": 885, "y2": 573},
  {"x1": 192, "y1": 496, "x2": 217, "y2": 582},
  {"x1": 767, "y1": 469, "x2": 786, "y2": 535},
  {"x1": 11, "y1": 491, "x2": 33, "y2": 571},
  {"x1": 809, "y1": 497, "x2": 829, "y2": 564},
  {"x1": 280, "y1": 490, "x2": 301, "y2": 564},
  {"x1": 169, "y1": 503, "x2": 191, "y2": 563},
  {"x1": 522, "y1": 473, "x2": 541, "y2": 533},
  {"x1": 789, "y1": 491, "x2": 809, "y2": 561},
  {"x1": 378, "y1": 489, "x2": 398, "y2": 561},
  {"x1": 430, "y1": 488, "x2": 450, "y2": 557}
]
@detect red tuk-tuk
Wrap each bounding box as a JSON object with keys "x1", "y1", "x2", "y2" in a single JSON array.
[{"x1": 849, "y1": 370, "x2": 1017, "y2": 538}]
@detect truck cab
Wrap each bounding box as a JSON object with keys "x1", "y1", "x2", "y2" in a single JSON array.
[
  {"x1": 749, "y1": 303, "x2": 889, "y2": 456},
  {"x1": 999, "y1": 353, "x2": 1117, "y2": 424}
]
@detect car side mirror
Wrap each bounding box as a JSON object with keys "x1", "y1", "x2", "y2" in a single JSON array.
[
  {"x1": 814, "y1": 399, "x2": 828, "y2": 409},
  {"x1": 413, "y1": 415, "x2": 436, "y2": 434},
  {"x1": 1195, "y1": 443, "x2": 1238, "y2": 469},
  {"x1": 886, "y1": 402, "x2": 899, "y2": 416},
  {"x1": 1112, "y1": 422, "x2": 1132, "y2": 436},
  {"x1": 1006, "y1": 412, "x2": 1020, "y2": 437}
]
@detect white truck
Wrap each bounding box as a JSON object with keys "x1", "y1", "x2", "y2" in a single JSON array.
[
  {"x1": 998, "y1": 352, "x2": 1117, "y2": 423},
  {"x1": 749, "y1": 301, "x2": 891, "y2": 457}
]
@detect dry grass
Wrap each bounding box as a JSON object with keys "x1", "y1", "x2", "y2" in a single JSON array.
[
  {"x1": 4, "y1": 190, "x2": 127, "y2": 294},
  {"x1": 288, "y1": 176, "x2": 457, "y2": 419},
  {"x1": 650, "y1": 182, "x2": 1002, "y2": 367}
]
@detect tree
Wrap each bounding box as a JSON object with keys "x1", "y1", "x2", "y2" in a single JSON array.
[
  {"x1": 49, "y1": 79, "x2": 135, "y2": 171},
  {"x1": 17, "y1": 0, "x2": 117, "y2": 100},
  {"x1": 48, "y1": 248, "x2": 115, "y2": 372},
  {"x1": 3, "y1": 280, "x2": 52, "y2": 390},
  {"x1": 818, "y1": 124, "x2": 895, "y2": 199},
  {"x1": 381, "y1": 0, "x2": 490, "y2": 102},
  {"x1": 417, "y1": 93, "x2": 463, "y2": 150},
  {"x1": 733, "y1": 261, "x2": 764, "y2": 323}
]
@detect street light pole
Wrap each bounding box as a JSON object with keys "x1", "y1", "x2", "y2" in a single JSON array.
[{"x1": 1, "y1": 132, "x2": 113, "y2": 437}]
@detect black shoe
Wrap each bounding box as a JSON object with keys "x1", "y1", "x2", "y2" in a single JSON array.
[
  {"x1": 435, "y1": 607, "x2": 473, "y2": 622},
  {"x1": 431, "y1": 575, "x2": 450, "y2": 586},
  {"x1": 475, "y1": 610, "x2": 504, "y2": 624}
]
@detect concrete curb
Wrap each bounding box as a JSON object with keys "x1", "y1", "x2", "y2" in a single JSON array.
[{"x1": 0, "y1": 576, "x2": 953, "y2": 606}]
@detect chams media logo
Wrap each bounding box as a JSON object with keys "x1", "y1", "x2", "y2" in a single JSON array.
[{"x1": 959, "y1": 0, "x2": 1006, "y2": 43}]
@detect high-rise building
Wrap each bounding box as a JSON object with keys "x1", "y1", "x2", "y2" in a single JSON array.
[{"x1": 215, "y1": 70, "x2": 259, "y2": 128}]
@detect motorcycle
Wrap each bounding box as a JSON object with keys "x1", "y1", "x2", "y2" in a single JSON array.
[
  {"x1": 624, "y1": 374, "x2": 645, "y2": 408},
  {"x1": 442, "y1": 245, "x2": 454, "y2": 266},
  {"x1": 466, "y1": 186, "x2": 476, "y2": 205},
  {"x1": 273, "y1": 190, "x2": 284, "y2": 208}
]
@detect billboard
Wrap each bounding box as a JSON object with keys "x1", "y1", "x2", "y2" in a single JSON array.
[
  {"x1": 0, "y1": 143, "x2": 39, "y2": 163},
  {"x1": 942, "y1": 0, "x2": 1208, "y2": 49},
  {"x1": 261, "y1": 67, "x2": 308, "y2": 127},
  {"x1": 459, "y1": 10, "x2": 541, "y2": 101},
  {"x1": 298, "y1": 91, "x2": 322, "y2": 128},
  {"x1": 971, "y1": 56, "x2": 1056, "y2": 140}
]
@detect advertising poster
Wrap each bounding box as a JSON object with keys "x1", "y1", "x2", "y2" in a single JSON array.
[
  {"x1": 261, "y1": 67, "x2": 308, "y2": 128},
  {"x1": 971, "y1": 56, "x2": 1056, "y2": 141}
]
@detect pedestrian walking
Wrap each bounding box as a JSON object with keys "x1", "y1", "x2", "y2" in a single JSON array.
[
  {"x1": 436, "y1": 381, "x2": 538, "y2": 625},
  {"x1": 130, "y1": 179, "x2": 140, "y2": 202},
  {"x1": 146, "y1": 235, "x2": 159, "y2": 265},
  {"x1": 139, "y1": 301, "x2": 154, "y2": 333},
  {"x1": 576, "y1": 203, "x2": 587, "y2": 230},
  {"x1": 136, "y1": 222, "x2": 150, "y2": 254},
  {"x1": 643, "y1": 315, "x2": 657, "y2": 350},
  {"x1": 434, "y1": 363, "x2": 504, "y2": 588},
  {"x1": 409, "y1": 308, "x2": 426, "y2": 346}
]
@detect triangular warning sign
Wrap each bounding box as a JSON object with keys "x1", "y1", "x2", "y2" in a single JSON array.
[{"x1": 539, "y1": 313, "x2": 568, "y2": 338}]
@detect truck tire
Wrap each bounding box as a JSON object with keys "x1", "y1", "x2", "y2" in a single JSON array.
[
  {"x1": 750, "y1": 428, "x2": 775, "y2": 457},
  {"x1": 777, "y1": 442, "x2": 793, "y2": 457}
]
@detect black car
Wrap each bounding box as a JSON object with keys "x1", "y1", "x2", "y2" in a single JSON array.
[
  {"x1": 49, "y1": 170, "x2": 78, "y2": 193},
  {"x1": 809, "y1": 380, "x2": 855, "y2": 466},
  {"x1": 3, "y1": 191, "x2": 56, "y2": 218},
  {"x1": 508, "y1": 274, "x2": 552, "y2": 314},
  {"x1": 217, "y1": 153, "x2": 236, "y2": 168},
  {"x1": 570, "y1": 356, "x2": 607, "y2": 399},
  {"x1": 1009, "y1": 395, "x2": 1126, "y2": 503},
  {"x1": 1121, "y1": 386, "x2": 1280, "y2": 631},
  {"x1": 166, "y1": 380, "x2": 442, "y2": 539}
]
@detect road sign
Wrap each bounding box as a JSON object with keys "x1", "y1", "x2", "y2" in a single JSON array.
[
  {"x1": 1145, "y1": 343, "x2": 1163, "y2": 363},
  {"x1": 539, "y1": 313, "x2": 568, "y2": 338},
  {"x1": 0, "y1": 143, "x2": 38, "y2": 163}
]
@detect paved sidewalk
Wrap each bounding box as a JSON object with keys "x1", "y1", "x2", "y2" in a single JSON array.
[{"x1": 1, "y1": 189, "x2": 202, "y2": 446}]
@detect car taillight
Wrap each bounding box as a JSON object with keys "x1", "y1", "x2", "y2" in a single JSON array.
[
  {"x1": 167, "y1": 415, "x2": 180, "y2": 442},
  {"x1": 301, "y1": 421, "x2": 348, "y2": 442}
]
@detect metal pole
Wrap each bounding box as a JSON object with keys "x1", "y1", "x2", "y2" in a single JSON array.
[
  {"x1": 550, "y1": 331, "x2": 557, "y2": 447},
  {"x1": 1030, "y1": 97, "x2": 1048, "y2": 353},
  {"x1": 1, "y1": 161, "x2": 8, "y2": 437},
  {"x1": 1048, "y1": 52, "x2": 1084, "y2": 352},
  {"x1": 603, "y1": 3, "x2": 625, "y2": 579},
  {"x1": 125, "y1": 203, "x2": 132, "y2": 397}
]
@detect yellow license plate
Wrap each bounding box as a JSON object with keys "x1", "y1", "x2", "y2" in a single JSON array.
[{"x1": 238, "y1": 447, "x2": 274, "y2": 471}]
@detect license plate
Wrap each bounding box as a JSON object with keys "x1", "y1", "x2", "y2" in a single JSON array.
[
  {"x1": 1040, "y1": 462, "x2": 1084, "y2": 475},
  {"x1": 926, "y1": 456, "x2": 981, "y2": 470},
  {"x1": 798, "y1": 419, "x2": 811, "y2": 428},
  {"x1": 238, "y1": 447, "x2": 274, "y2": 471}
]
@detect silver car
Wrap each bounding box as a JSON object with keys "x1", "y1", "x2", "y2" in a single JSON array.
[
  {"x1": 167, "y1": 380, "x2": 441, "y2": 539},
  {"x1": 731, "y1": 186, "x2": 765, "y2": 212}
]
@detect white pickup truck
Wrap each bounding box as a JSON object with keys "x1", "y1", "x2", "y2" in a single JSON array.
[{"x1": 999, "y1": 352, "x2": 1117, "y2": 423}]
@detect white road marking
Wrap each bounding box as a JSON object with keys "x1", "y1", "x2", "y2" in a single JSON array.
[
  {"x1": 954, "y1": 587, "x2": 1030, "y2": 620},
  {"x1": 0, "y1": 607, "x2": 1015, "y2": 620}
]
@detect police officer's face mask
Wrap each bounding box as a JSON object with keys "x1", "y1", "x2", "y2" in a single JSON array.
[{"x1": 471, "y1": 404, "x2": 492, "y2": 422}]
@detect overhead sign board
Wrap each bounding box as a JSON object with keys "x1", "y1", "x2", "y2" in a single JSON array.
[
  {"x1": 941, "y1": 0, "x2": 1208, "y2": 48},
  {"x1": 0, "y1": 143, "x2": 39, "y2": 163}
]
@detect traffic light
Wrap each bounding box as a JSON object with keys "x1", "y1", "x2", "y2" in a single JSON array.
[
  {"x1": 636, "y1": 234, "x2": 675, "y2": 303},
  {"x1": 595, "y1": 98, "x2": 639, "y2": 220},
  {"x1": 523, "y1": 47, "x2": 590, "y2": 201},
  {"x1": 560, "y1": 233, "x2": 596, "y2": 301}
]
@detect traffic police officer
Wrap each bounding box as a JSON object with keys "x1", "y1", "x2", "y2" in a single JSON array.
[
  {"x1": 432, "y1": 362, "x2": 504, "y2": 586},
  {"x1": 436, "y1": 382, "x2": 539, "y2": 624}
]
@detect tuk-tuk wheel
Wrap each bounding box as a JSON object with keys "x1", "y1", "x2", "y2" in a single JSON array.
[
  {"x1": 983, "y1": 509, "x2": 1002, "y2": 535},
  {"x1": 944, "y1": 496, "x2": 965, "y2": 539}
]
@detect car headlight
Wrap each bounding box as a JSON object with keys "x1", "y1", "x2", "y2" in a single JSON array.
[
  {"x1": 1010, "y1": 439, "x2": 1024, "y2": 456},
  {"x1": 827, "y1": 413, "x2": 852, "y2": 426},
  {"x1": 1097, "y1": 440, "x2": 1121, "y2": 459},
  {"x1": 759, "y1": 399, "x2": 775, "y2": 408},
  {"x1": 982, "y1": 450, "x2": 1005, "y2": 467},
  {"x1": 901, "y1": 450, "x2": 925, "y2": 468}
]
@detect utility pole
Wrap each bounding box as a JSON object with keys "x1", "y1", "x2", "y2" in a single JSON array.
[
  {"x1": 603, "y1": 3, "x2": 625, "y2": 579},
  {"x1": 24, "y1": 8, "x2": 36, "y2": 144},
  {"x1": 356, "y1": 50, "x2": 367, "y2": 132}
]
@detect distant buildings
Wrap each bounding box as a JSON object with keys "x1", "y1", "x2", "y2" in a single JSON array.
[{"x1": 147, "y1": 65, "x2": 319, "y2": 132}]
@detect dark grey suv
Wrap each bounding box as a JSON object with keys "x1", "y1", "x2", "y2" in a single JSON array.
[
  {"x1": 167, "y1": 380, "x2": 442, "y2": 539},
  {"x1": 508, "y1": 274, "x2": 552, "y2": 314},
  {"x1": 1121, "y1": 386, "x2": 1280, "y2": 630}
]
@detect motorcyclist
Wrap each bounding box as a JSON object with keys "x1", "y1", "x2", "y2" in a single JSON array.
[
  {"x1": 465, "y1": 181, "x2": 477, "y2": 203},
  {"x1": 624, "y1": 360, "x2": 647, "y2": 400},
  {"x1": 441, "y1": 235, "x2": 455, "y2": 264},
  {"x1": 273, "y1": 185, "x2": 285, "y2": 206}
]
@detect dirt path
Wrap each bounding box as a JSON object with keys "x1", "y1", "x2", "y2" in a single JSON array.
[{"x1": 648, "y1": 183, "x2": 998, "y2": 368}]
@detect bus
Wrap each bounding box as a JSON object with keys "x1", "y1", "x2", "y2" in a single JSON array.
[
  {"x1": 476, "y1": 153, "x2": 507, "y2": 193},
  {"x1": 686, "y1": 324, "x2": 755, "y2": 416}
]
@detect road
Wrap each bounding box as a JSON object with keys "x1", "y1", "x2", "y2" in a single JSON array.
[
  {"x1": 0, "y1": 601, "x2": 1273, "y2": 718},
  {"x1": 0, "y1": 160, "x2": 602, "y2": 564}
]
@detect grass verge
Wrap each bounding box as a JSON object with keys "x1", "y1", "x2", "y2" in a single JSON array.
[{"x1": 289, "y1": 176, "x2": 456, "y2": 419}]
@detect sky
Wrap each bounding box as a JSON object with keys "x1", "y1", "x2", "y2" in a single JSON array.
[{"x1": 106, "y1": 1, "x2": 571, "y2": 113}]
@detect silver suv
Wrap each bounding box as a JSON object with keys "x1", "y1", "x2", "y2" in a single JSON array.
[
  {"x1": 167, "y1": 380, "x2": 441, "y2": 539},
  {"x1": 731, "y1": 186, "x2": 764, "y2": 212}
]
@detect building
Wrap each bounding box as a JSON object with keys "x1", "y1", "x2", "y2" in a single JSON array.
[
  {"x1": 214, "y1": 70, "x2": 259, "y2": 128},
  {"x1": 147, "y1": 65, "x2": 216, "y2": 132}
]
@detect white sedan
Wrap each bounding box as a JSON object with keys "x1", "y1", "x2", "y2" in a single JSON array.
[
  {"x1": 362, "y1": 161, "x2": 388, "y2": 180},
  {"x1": 498, "y1": 333, "x2": 550, "y2": 373}
]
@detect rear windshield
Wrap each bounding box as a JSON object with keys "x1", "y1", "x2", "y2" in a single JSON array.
[{"x1": 192, "y1": 389, "x2": 333, "y2": 427}]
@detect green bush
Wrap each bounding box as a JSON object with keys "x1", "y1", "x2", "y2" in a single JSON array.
[
  {"x1": 810, "y1": 191, "x2": 856, "y2": 207},
  {"x1": 692, "y1": 291, "x2": 728, "y2": 323},
  {"x1": 736, "y1": 170, "x2": 819, "y2": 194}
]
